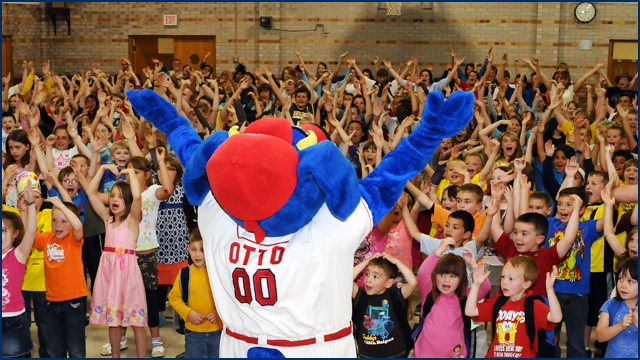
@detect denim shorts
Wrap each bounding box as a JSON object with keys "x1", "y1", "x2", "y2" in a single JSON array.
[{"x1": 2, "y1": 311, "x2": 34, "y2": 357}]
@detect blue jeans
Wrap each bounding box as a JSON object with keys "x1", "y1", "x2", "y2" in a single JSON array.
[
  {"x1": 554, "y1": 292, "x2": 588, "y2": 358},
  {"x1": 23, "y1": 290, "x2": 49, "y2": 358},
  {"x1": 185, "y1": 329, "x2": 221, "y2": 358},
  {"x1": 2, "y1": 311, "x2": 33, "y2": 357},
  {"x1": 45, "y1": 297, "x2": 86, "y2": 358}
]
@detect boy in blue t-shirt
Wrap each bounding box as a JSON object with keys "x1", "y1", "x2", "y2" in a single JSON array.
[
  {"x1": 44, "y1": 163, "x2": 89, "y2": 223},
  {"x1": 544, "y1": 187, "x2": 604, "y2": 358}
]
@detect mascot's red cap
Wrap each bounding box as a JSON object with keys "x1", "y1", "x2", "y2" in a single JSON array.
[
  {"x1": 206, "y1": 118, "x2": 298, "y2": 240},
  {"x1": 300, "y1": 123, "x2": 330, "y2": 143}
]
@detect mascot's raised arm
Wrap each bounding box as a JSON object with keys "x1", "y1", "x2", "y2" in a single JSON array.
[{"x1": 127, "y1": 88, "x2": 474, "y2": 358}]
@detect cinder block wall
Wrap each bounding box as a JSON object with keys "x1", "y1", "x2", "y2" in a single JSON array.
[{"x1": 2, "y1": 2, "x2": 637, "y2": 80}]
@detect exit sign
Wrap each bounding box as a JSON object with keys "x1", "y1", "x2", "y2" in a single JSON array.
[{"x1": 163, "y1": 15, "x2": 178, "y2": 26}]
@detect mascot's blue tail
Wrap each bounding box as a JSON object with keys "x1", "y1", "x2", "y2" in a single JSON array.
[{"x1": 247, "y1": 347, "x2": 286, "y2": 358}]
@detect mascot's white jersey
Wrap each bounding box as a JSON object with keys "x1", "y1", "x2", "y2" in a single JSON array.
[{"x1": 198, "y1": 192, "x2": 373, "y2": 357}]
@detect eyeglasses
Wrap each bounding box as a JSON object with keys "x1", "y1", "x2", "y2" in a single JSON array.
[{"x1": 62, "y1": 179, "x2": 79, "y2": 184}]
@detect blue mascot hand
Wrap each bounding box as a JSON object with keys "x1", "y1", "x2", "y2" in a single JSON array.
[{"x1": 420, "y1": 90, "x2": 476, "y2": 139}]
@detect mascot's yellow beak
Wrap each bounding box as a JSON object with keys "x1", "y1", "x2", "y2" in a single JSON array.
[
  {"x1": 228, "y1": 125, "x2": 240, "y2": 137},
  {"x1": 229, "y1": 124, "x2": 318, "y2": 150},
  {"x1": 296, "y1": 130, "x2": 317, "y2": 150}
]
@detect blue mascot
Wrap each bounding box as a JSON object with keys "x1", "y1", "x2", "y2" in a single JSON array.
[{"x1": 127, "y1": 88, "x2": 474, "y2": 357}]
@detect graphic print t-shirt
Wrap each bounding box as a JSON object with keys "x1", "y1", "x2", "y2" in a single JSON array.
[
  {"x1": 474, "y1": 293, "x2": 554, "y2": 358},
  {"x1": 355, "y1": 287, "x2": 407, "y2": 358},
  {"x1": 545, "y1": 218, "x2": 602, "y2": 294}
]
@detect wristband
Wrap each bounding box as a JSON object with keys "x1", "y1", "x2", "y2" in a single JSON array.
[
  {"x1": 200, "y1": 82, "x2": 205, "y2": 87},
  {"x1": 24, "y1": 199, "x2": 36, "y2": 206}
]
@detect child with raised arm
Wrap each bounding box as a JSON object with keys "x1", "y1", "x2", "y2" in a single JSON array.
[
  {"x1": 352, "y1": 253, "x2": 417, "y2": 358},
  {"x1": 480, "y1": 194, "x2": 579, "y2": 297},
  {"x1": 87, "y1": 164, "x2": 148, "y2": 358},
  {"x1": 2, "y1": 182, "x2": 37, "y2": 358},
  {"x1": 412, "y1": 238, "x2": 491, "y2": 358},
  {"x1": 33, "y1": 195, "x2": 87, "y2": 357},
  {"x1": 465, "y1": 257, "x2": 562, "y2": 358},
  {"x1": 407, "y1": 181, "x2": 487, "y2": 238},
  {"x1": 545, "y1": 187, "x2": 604, "y2": 358}
]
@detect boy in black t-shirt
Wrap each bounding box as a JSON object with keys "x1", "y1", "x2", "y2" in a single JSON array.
[{"x1": 352, "y1": 253, "x2": 417, "y2": 358}]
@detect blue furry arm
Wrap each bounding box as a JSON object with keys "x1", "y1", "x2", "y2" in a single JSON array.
[
  {"x1": 182, "y1": 131, "x2": 229, "y2": 205},
  {"x1": 359, "y1": 91, "x2": 475, "y2": 224}
]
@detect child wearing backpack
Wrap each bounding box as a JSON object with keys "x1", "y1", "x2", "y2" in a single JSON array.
[
  {"x1": 595, "y1": 257, "x2": 638, "y2": 358},
  {"x1": 351, "y1": 253, "x2": 417, "y2": 358},
  {"x1": 169, "y1": 228, "x2": 221, "y2": 358},
  {"x1": 412, "y1": 237, "x2": 491, "y2": 358},
  {"x1": 466, "y1": 256, "x2": 562, "y2": 358}
]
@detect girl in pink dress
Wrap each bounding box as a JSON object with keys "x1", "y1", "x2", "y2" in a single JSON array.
[{"x1": 87, "y1": 164, "x2": 147, "y2": 358}]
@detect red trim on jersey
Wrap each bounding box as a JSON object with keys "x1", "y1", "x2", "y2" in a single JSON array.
[
  {"x1": 225, "y1": 323, "x2": 352, "y2": 347},
  {"x1": 361, "y1": 199, "x2": 373, "y2": 226},
  {"x1": 236, "y1": 225, "x2": 290, "y2": 247}
]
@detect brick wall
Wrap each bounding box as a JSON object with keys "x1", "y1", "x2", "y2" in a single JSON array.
[{"x1": 2, "y1": 2, "x2": 637, "y2": 82}]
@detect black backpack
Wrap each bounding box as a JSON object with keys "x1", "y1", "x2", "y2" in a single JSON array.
[
  {"x1": 173, "y1": 266, "x2": 191, "y2": 335},
  {"x1": 491, "y1": 294, "x2": 556, "y2": 358},
  {"x1": 411, "y1": 292, "x2": 472, "y2": 358}
]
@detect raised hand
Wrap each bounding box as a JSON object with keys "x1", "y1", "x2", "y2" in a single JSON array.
[
  {"x1": 461, "y1": 248, "x2": 478, "y2": 270},
  {"x1": 564, "y1": 156, "x2": 579, "y2": 177},
  {"x1": 513, "y1": 157, "x2": 526, "y2": 172},
  {"x1": 546, "y1": 265, "x2": 558, "y2": 291},
  {"x1": 570, "y1": 194, "x2": 583, "y2": 213},
  {"x1": 45, "y1": 134, "x2": 57, "y2": 147},
  {"x1": 435, "y1": 237, "x2": 457, "y2": 256},
  {"x1": 501, "y1": 54, "x2": 508, "y2": 66},
  {"x1": 27, "y1": 128, "x2": 40, "y2": 146},
  {"x1": 471, "y1": 263, "x2": 491, "y2": 286},
  {"x1": 545, "y1": 140, "x2": 555, "y2": 157},
  {"x1": 520, "y1": 174, "x2": 531, "y2": 191},
  {"x1": 600, "y1": 188, "x2": 615, "y2": 207},
  {"x1": 156, "y1": 146, "x2": 166, "y2": 162},
  {"x1": 486, "y1": 197, "x2": 501, "y2": 218}
]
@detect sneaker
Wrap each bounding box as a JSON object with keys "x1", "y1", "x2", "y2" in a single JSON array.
[
  {"x1": 152, "y1": 343, "x2": 165, "y2": 358},
  {"x1": 100, "y1": 339, "x2": 127, "y2": 356}
]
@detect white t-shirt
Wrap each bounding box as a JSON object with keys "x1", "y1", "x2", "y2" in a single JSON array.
[
  {"x1": 51, "y1": 147, "x2": 79, "y2": 170},
  {"x1": 136, "y1": 184, "x2": 161, "y2": 251},
  {"x1": 420, "y1": 234, "x2": 484, "y2": 283}
]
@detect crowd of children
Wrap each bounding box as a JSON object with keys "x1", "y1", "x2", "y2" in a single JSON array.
[{"x1": 2, "y1": 43, "x2": 638, "y2": 358}]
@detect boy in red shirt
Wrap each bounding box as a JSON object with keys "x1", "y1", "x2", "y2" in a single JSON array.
[
  {"x1": 476, "y1": 195, "x2": 581, "y2": 296},
  {"x1": 33, "y1": 196, "x2": 87, "y2": 358},
  {"x1": 465, "y1": 257, "x2": 562, "y2": 358}
]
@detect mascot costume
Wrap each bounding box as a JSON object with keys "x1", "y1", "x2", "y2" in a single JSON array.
[{"x1": 127, "y1": 89, "x2": 474, "y2": 357}]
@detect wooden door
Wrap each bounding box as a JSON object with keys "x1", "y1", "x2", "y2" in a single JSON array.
[
  {"x1": 3, "y1": 36, "x2": 13, "y2": 83},
  {"x1": 610, "y1": 59, "x2": 638, "y2": 91},
  {"x1": 173, "y1": 38, "x2": 216, "y2": 77},
  {"x1": 129, "y1": 36, "x2": 174, "y2": 76},
  {"x1": 608, "y1": 40, "x2": 638, "y2": 91},
  {"x1": 129, "y1": 36, "x2": 216, "y2": 78}
]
